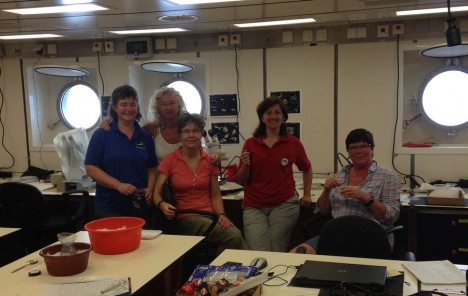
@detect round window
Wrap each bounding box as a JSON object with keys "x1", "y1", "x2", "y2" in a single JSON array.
[
  {"x1": 419, "y1": 66, "x2": 468, "y2": 128},
  {"x1": 163, "y1": 77, "x2": 204, "y2": 114},
  {"x1": 57, "y1": 81, "x2": 101, "y2": 130}
]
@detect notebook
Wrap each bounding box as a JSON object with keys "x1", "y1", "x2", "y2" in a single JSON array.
[{"x1": 290, "y1": 260, "x2": 387, "y2": 292}]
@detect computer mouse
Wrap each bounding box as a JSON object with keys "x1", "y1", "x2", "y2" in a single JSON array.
[{"x1": 250, "y1": 257, "x2": 268, "y2": 270}]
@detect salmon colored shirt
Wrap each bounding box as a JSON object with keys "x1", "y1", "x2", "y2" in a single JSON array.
[{"x1": 158, "y1": 147, "x2": 219, "y2": 219}]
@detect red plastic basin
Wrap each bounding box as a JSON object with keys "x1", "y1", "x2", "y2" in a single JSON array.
[{"x1": 84, "y1": 217, "x2": 145, "y2": 255}]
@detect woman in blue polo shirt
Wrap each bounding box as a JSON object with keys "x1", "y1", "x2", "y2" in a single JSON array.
[{"x1": 85, "y1": 85, "x2": 157, "y2": 227}]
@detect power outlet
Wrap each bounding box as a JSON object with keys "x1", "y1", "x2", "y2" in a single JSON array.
[
  {"x1": 104, "y1": 41, "x2": 114, "y2": 53},
  {"x1": 392, "y1": 23, "x2": 404, "y2": 35},
  {"x1": 92, "y1": 41, "x2": 103, "y2": 52},
  {"x1": 230, "y1": 34, "x2": 241, "y2": 45},
  {"x1": 218, "y1": 34, "x2": 229, "y2": 46},
  {"x1": 377, "y1": 25, "x2": 389, "y2": 38}
]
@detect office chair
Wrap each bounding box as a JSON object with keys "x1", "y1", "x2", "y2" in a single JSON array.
[
  {"x1": 155, "y1": 183, "x2": 219, "y2": 283},
  {"x1": 315, "y1": 215, "x2": 402, "y2": 260},
  {"x1": 0, "y1": 182, "x2": 89, "y2": 253}
]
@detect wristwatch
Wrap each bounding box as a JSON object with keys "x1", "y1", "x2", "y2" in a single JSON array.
[{"x1": 365, "y1": 199, "x2": 375, "y2": 207}]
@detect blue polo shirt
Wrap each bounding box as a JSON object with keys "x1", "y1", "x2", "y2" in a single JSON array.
[{"x1": 85, "y1": 121, "x2": 157, "y2": 212}]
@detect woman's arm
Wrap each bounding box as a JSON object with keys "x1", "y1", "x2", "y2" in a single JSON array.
[
  {"x1": 210, "y1": 175, "x2": 231, "y2": 229},
  {"x1": 152, "y1": 173, "x2": 176, "y2": 219},
  {"x1": 299, "y1": 167, "x2": 313, "y2": 207},
  {"x1": 236, "y1": 150, "x2": 250, "y2": 185},
  {"x1": 85, "y1": 164, "x2": 137, "y2": 195},
  {"x1": 142, "y1": 122, "x2": 159, "y2": 138},
  {"x1": 316, "y1": 176, "x2": 341, "y2": 213},
  {"x1": 144, "y1": 167, "x2": 157, "y2": 203}
]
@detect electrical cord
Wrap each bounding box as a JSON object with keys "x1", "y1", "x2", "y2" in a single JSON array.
[
  {"x1": 219, "y1": 155, "x2": 240, "y2": 177},
  {"x1": 31, "y1": 54, "x2": 48, "y2": 170},
  {"x1": 263, "y1": 264, "x2": 299, "y2": 287},
  {"x1": 97, "y1": 51, "x2": 105, "y2": 97},
  {"x1": 0, "y1": 60, "x2": 15, "y2": 169},
  {"x1": 234, "y1": 44, "x2": 245, "y2": 141},
  {"x1": 391, "y1": 34, "x2": 425, "y2": 185}
]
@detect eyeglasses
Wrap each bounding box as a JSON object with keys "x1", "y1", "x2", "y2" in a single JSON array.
[
  {"x1": 180, "y1": 129, "x2": 201, "y2": 136},
  {"x1": 348, "y1": 144, "x2": 372, "y2": 152}
]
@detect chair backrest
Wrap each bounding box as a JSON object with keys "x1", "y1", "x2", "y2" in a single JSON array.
[
  {"x1": 0, "y1": 182, "x2": 50, "y2": 228},
  {"x1": 316, "y1": 215, "x2": 392, "y2": 259},
  {"x1": 0, "y1": 182, "x2": 51, "y2": 253}
]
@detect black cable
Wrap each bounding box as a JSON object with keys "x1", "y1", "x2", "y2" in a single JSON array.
[
  {"x1": 219, "y1": 155, "x2": 240, "y2": 177},
  {"x1": 97, "y1": 51, "x2": 105, "y2": 97},
  {"x1": 391, "y1": 34, "x2": 426, "y2": 185},
  {"x1": 234, "y1": 44, "x2": 245, "y2": 141},
  {"x1": 0, "y1": 59, "x2": 15, "y2": 169},
  {"x1": 263, "y1": 264, "x2": 299, "y2": 287},
  {"x1": 336, "y1": 152, "x2": 351, "y2": 168},
  {"x1": 31, "y1": 54, "x2": 48, "y2": 170}
]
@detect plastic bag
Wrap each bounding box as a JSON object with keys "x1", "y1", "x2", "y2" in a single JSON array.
[{"x1": 53, "y1": 128, "x2": 89, "y2": 180}]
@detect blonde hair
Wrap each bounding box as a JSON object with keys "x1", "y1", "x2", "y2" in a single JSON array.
[{"x1": 147, "y1": 87, "x2": 186, "y2": 127}]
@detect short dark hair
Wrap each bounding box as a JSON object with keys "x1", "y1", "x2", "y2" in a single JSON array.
[
  {"x1": 345, "y1": 128, "x2": 375, "y2": 149},
  {"x1": 177, "y1": 112, "x2": 206, "y2": 133},
  {"x1": 108, "y1": 85, "x2": 142, "y2": 122},
  {"x1": 253, "y1": 96, "x2": 288, "y2": 137}
]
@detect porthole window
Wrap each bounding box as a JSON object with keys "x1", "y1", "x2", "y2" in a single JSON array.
[
  {"x1": 419, "y1": 67, "x2": 468, "y2": 129},
  {"x1": 58, "y1": 81, "x2": 101, "y2": 130},
  {"x1": 163, "y1": 77, "x2": 204, "y2": 114}
]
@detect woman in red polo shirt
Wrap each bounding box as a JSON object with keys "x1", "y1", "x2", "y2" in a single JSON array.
[
  {"x1": 237, "y1": 97, "x2": 313, "y2": 252},
  {"x1": 153, "y1": 113, "x2": 248, "y2": 255}
]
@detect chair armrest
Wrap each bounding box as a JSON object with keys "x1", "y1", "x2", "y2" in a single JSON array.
[
  {"x1": 61, "y1": 190, "x2": 89, "y2": 222},
  {"x1": 175, "y1": 209, "x2": 219, "y2": 236},
  {"x1": 385, "y1": 225, "x2": 403, "y2": 234}
]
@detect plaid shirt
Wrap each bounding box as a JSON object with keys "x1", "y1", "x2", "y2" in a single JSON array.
[{"x1": 324, "y1": 161, "x2": 401, "y2": 228}]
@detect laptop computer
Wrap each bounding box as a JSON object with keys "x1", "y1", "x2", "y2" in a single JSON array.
[{"x1": 290, "y1": 260, "x2": 387, "y2": 292}]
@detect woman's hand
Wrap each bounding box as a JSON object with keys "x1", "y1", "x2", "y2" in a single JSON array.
[
  {"x1": 323, "y1": 176, "x2": 342, "y2": 190},
  {"x1": 142, "y1": 188, "x2": 152, "y2": 204},
  {"x1": 160, "y1": 202, "x2": 177, "y2": 220},
  {"x1": 99, "y1": 118, "x2": 112, "y2": 131},
  {"x1": 300, "y1": 194, "x2": 312, "y2": 207},
  {"x1": 116, "y1": 183, "x2": 137, "y2": 196},
  {"x1": 240, "y1": 150, "x2": 251, "y2": 166},
  {"x1": 217, "y1": 214, "x2": 232, "y2": 229},
  {"x1": 339, "y1": 186, "x2": 366, "y2": 202}
]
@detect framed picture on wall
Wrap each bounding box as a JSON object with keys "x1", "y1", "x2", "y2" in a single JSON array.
[
  {"x1": 211, "y1": 122, "x2": 239, "y2": 144},
  {"x1": 285, "y1": 122, "x2": 300, "y2": 139},
  {"x1": 270, "y1": 91, "x2": 300, "y2": 113}
]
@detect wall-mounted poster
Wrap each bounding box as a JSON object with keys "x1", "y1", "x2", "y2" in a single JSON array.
[
  {"x1": 270, "y1": 91, "x2": 300, "y2": 113},
  {"x1": 211, "y1": 122, "x2": 239, "y2": 144},
  {"x1": 285, "y1": 122, "x2": 300, "y2": 140}
]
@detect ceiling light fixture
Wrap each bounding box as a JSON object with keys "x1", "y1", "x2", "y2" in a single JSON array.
[
  {"x1": 0, "y1": 34, "x2": 62, "y2": 40},
  {"x1": 109, "y1": 28, "x2": 187, "y2": 35},
  {"x1": 420, "y1": 0, "x2": 468, "y2": 58},
  {"x1": 34, "y1": 65, "x2": 89, "y2": 77},
  {"x1": 3, "y1": 4, "x2": 108, "y2": 15},
  {"x1": 234, "y1": 18, "x2": 316, "y2": 28},
  {"x1": 396, "y1": 5, "x2": 468, "y2": 16},
  {"x1": 158, "y1": 15, "x2": 198, "y2": 22},
  {"x1": 140, "y1": 60, "x2": 193, "y2": 73},
  {"x1": 167, "y1": 0, "x2": 241, "y2": 5}
]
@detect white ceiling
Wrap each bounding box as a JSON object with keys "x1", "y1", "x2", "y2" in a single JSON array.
[{"x1": 0, "y1": 0, "x2": 466, "y2": 40}]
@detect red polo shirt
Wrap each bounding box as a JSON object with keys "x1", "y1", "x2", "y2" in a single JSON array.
[
  {"x1": 240, "y1": 134, "x2": 311, "y2": 208},
  {"x1": 158, "y1": 147, "x2": 219, "y2": 219}
]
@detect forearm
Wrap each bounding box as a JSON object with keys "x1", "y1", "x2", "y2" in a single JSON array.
[
  {"x1": 146, "y1": 167, "x2": 157, "y2": 193},
  {"x1": 302, "y1": 168, "x2": 313, "y2": 197},
  {"x1": 236, "y1": 164, "x2": 250, "y2": 185},
  {"x1": 86, "y1": 165, "x2": 121, "y2": 190},
  {"x1": 316, "y1": 189, "x2": 331, "y2": 212},
  {"x1": 210, "y1": 175, "x2": 225, "y2": 215}
]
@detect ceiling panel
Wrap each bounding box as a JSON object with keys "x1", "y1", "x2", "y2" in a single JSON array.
[{"x1": 0, "y1": 0, "x2": 465, "y2": 40}]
